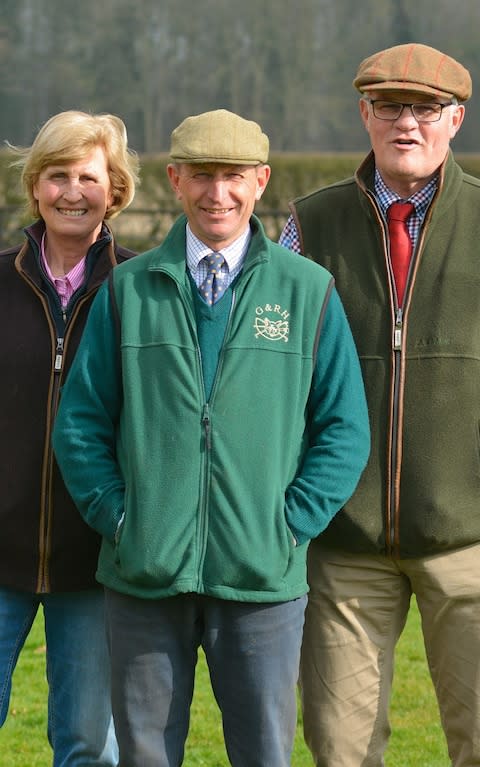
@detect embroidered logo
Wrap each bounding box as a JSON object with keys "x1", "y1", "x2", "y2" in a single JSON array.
[{"x1": 254, "y1": 303, "x2": 290, "y2": 342}]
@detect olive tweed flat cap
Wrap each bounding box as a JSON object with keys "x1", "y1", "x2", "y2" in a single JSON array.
[
  {"x1": 353, "y1": 43, "x2": 472, "y2": 102},
  {"x1": 169, "y1": 109, "x2": 269, "y2": 165}
]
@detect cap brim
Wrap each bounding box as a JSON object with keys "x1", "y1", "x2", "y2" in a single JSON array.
[
  {"x1": 358, "y1": 81, "x2": 454, "y2": 100},
  {"x1": 170, "y1": 155, "x2": 263, "y2": 165}
]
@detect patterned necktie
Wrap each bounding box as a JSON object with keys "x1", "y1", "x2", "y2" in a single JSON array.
[
  {"x1": 199, "y1": 252, "x2": 226, "y2": 305},
  {"x1": 387, "y1": 201, "x2": 415, "y2": 305}
]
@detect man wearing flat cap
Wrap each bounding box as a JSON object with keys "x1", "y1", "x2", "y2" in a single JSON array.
[
  {"x1": 280, "y1": 42, "x2": 480, "y2": 766},
  {"x1": 52, "y1": 109, "x2": 370, "y2": 766}
]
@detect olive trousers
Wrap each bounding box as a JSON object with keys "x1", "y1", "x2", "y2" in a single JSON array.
[{"x1": 300, "y1": 540, "x2": 480, "y2": 767}]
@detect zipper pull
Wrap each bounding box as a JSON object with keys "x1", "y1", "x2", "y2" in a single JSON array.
[
  {"x1": 202, "y1": 403, "x2": 211, "y2": 450},
  {"x1": 54, "y1": 337, "x2": 64, "y2": 371},
  {"x1": 393, "y1": 309, "x2": 403, "y2": 350}
]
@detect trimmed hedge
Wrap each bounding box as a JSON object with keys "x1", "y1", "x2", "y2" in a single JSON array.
[
  {"x1": 2, "y1": 150, "x2": 480, "y2": 249},
  {"x1": 115, "y1": 151, "x2": 480, "y2": 211}
]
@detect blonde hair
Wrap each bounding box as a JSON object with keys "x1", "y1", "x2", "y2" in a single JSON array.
[{"x1": 10, "y1": 110, "x2": 140, "y2": 219}]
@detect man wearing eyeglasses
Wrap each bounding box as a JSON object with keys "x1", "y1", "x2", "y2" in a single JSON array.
[{"x1": 280, "y1": 43, "x2": 480, "y2": 766}]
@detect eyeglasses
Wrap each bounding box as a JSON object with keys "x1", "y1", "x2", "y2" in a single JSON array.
[{"x1": 365, "y1": 99, "x2": 457, "y2": 123}]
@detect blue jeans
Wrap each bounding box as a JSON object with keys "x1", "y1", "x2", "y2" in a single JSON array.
[
  {"x1": 0, "y1": 587, "x2": 118, "y2": 767},
  {"x1": 105, "y1": 590, "x2": 307, "y2": 767}
]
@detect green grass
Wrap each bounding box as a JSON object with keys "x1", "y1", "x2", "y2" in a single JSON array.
[{"x1": 0, "y1": 598, "x2": 449, "y2": 766}]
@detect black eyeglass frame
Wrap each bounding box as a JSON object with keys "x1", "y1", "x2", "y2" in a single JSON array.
[{"x1": 364, "y1": 98, "x2": 458, "y2": 123}]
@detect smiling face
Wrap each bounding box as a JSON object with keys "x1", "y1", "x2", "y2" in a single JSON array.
[
  {"x1": 359, "y1": 90, "x2": 465, "y2": 197},
  {"x1": 167, "y1": 162, "x2": 270, "y2": 250},
  {"x1": 33, "y1": 145, "x2": 113, "y2": 246}
]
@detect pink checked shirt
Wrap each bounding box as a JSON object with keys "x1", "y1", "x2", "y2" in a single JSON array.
[{"x1": 41, "y1": 233, "x2": 86, "y2": 308}]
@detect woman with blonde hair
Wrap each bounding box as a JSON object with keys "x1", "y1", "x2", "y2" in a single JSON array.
[{"x1": 0, "y1": 110, "x2": 139, "y2": 766}]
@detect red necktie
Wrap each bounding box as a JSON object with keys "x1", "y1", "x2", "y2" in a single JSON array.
[{"x1": 387, "y1": 201, "x2": 415, "y2": 305}]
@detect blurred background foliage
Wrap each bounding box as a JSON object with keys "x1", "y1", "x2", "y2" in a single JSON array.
[
  {"x1": 2, "y1": 0, "x2": 480, "y2": 249},
  {"x1": 1, "y1": 0, "x2": 480, "y2": 153}
]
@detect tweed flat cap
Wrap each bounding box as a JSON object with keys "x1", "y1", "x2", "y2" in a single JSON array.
[
  {"x1": 170, "y1": 109, "x2": 269, "y2": 165},
  {"x1": 353, "y1": 43, "x2": 472, "y2": 102}
]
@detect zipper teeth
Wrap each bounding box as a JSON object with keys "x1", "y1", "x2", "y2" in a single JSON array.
[
  {"x1": 38, "y1": 331, "x2": 66, "y2": 591},
  {"x1": 196, "y1": 289, "x2": 237, "y2": 582},
  {"x1": 389, "y1": 348, "x2": 402, "y2": 554}
]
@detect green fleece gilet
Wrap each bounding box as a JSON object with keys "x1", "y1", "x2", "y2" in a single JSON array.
[
  {"x1": 53, "y1": 214, "x2": 371, "y2": 601},
  {"x1": 108, "y1": 215, "x2": 331, "y2": 600}
]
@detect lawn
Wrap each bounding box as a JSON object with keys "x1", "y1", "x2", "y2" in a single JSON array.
[{"x1": 1, "y1": 598, "x2": 449, "y2": 766}]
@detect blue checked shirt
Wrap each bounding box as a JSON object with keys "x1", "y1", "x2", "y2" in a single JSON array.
[
  {"x1": 279, "y1": 171, "x2": 438, "y2": 254},
  {"x1": 186, "y1": 223, "x2": 251, "y2": 290}
]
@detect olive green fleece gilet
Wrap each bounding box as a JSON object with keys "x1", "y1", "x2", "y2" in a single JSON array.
[{"x1": 291, "y1": 151, "x2": 480, "y2": 558}]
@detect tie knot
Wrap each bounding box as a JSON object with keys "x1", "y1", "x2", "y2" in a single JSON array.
[
  {"x1": 204, "y1": 252, "x2": 225, "y2": 272},
  {"x1": 199, "y1": 252, "x2": 227, "y2": 305},
  {"x1": 388, "y1": 201, "x2": 415, "y2": 223}
]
